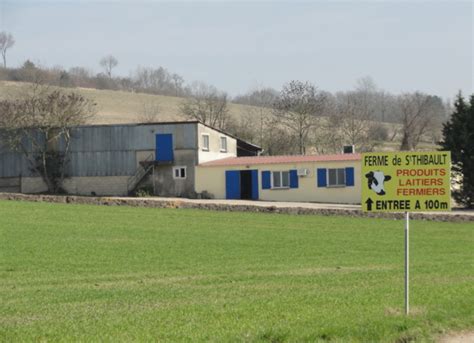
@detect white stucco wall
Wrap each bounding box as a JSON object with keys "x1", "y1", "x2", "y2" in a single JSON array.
[
  {"x1": 197, "y1": 124, "x2": 237, "y2": 163},
  {"x1": 195, "y1": 160, "x2": 362, "y2": 204}
]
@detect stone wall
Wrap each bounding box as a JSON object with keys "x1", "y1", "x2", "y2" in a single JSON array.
[{"x1": 0, "y1": 192, "x2": 472, "y2": 223}]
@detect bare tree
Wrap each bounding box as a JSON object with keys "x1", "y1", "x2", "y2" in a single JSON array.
[
  {"x1": 397, "y1": 92, "x2": 444, "y2": 150},
  {"x1": 179, "y1": 82, "x2": 229, "y2": 129},
  {"x1": 332, "y1": 93, "x2": 376, "y2": 151},
  {"x1": 273, "y1": 80, "x2": 326, "y2": 155},
  {"x1": 171, "y1": 73, "x2": 184, "y2": 96},
  {"x1": 0, "y1": 31, "x2": 15, "y2": 68},
  {"x1": 375, "y1": 90, "x2": 388, "y2": 122},
  {"x1": 133, "y1": 66, "x2": 183, "y2": 96},
  {"x1": 311, "y1": 118, "x2": 344, "y2": 154},
  {"x1": 99, "y1": 55, "x2": 118, "y2": 78},
  {"x1": 325, "y1": 78, "x2": 391, "y2": 152},
  {"x1": 263, "y1": 124, "x2": 297, "y2": 155},
  {"x1": 137, "y1": 101, "x2": 160, "y2": 123},
  {"x1": 0, "y1": 86, "x2": 96, "y2": 193},
  {"x1": 17, "y1": 60, "x2": 49, "y2": 84},
  {"x1": 310, "y1": 95, "x2": 343, "y2": 154},
  {"x1": 229, "y1": 86, "x2": 277, "y2": 153},
  {"x1": 233, "y1": 87, "x2": 278, "y2": 107},
  {"x1": 238, "y1": 87, "x2": 277, "y2": 148},
  {"x1": 69, "y1": 66, "x2": 94, "y2": 87},
  {"x1": 226, "y1": 86, "x2": 296, "y2": 155}
]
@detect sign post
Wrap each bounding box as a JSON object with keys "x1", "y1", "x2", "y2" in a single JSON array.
[
  {"x1": 404, "y1": 211, "x2": 409, "y2": 315},
  {"x1": 361, "y1": 151, "x2": 451, "y2": 315}
]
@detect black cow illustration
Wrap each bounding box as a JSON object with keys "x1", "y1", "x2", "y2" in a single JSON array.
[{"x1": 365, "y1": 171, "x2": 391, "y2": 195}]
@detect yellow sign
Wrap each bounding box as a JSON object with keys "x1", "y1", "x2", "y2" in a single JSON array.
[{"x1": 361, "y1": 151, "x2": 451, "y2": 212}]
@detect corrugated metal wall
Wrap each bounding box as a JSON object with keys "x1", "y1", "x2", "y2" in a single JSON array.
[
  {"x1": 0, "y1": 153, "x2": 28, "y2": 177},
  {"x1": 0, "y1": 131, "x2": 45, "y2": 177},
  {"x1": 0, "y1": 123, "x2": 197, "y2": 177}
]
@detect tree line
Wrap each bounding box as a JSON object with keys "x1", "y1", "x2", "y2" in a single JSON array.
[
  {"x1": 0, "y1": 30, "x2": 449, "y2": 155},
  {"x1": 0, "y1": 31, "x2": 187, "y2": 96},
  {"x1": 182, "y1": 78, "x2": 449, "y2": 156},
  {"x1": 0, "y1": 58, "x2": 449, "y2": 155},
  {"x1": 0, "y1": 58, "x2": 188, "y2": 98}
]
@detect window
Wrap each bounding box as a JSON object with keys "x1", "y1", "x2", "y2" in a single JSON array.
[
  {"x1": 220, "y1": 136, "x2": 227, "y2": 152},
  {"x1": 173, "y1": 166, "x2": 187, "y2": 179},
  {"x1": 272, "y1": 171, "x2": 290, "y2": 188},
  {"x1": 202, "y1": 134, "x2": 210, "y2": 151},
  {"x1": 327, "y1": 168, "x2": 345, "y2": 186}
]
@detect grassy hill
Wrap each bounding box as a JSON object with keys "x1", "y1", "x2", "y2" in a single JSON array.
[
  {"x1": 0, "y1": 81, "x2": 258, "y2": 125},
  {"x1": 0, "y1": 81, "x2": 439, "y2": 151}
]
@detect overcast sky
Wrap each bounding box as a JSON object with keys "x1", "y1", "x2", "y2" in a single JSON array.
[{"x1": 0, "y1": 0, "x2": 472, "y2": 99}]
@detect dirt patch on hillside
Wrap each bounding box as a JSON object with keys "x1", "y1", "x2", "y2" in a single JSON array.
[{"x1": 438, "y1": 331, "x2": 474, "y2": 343}]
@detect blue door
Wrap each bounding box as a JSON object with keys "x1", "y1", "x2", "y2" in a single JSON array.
[
  {"x1": 156, "y1": 134, "x2": 173, "y2": 162},
  {"x1": 225, "y1": 170, "x2": 240, "y2": 199},
  {"x1": 251, "y1": 169, "x2": 259, "y2": 200}
]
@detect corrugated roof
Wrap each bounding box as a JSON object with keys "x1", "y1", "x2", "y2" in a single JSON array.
[
  {"x1": 199, "y1": 153, "x2": 361, "y2": 167},
  {"x1": 74, "y1": 120, "x2": 262, "y2": 151}
]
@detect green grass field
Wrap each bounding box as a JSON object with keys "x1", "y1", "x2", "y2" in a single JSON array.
[{"x1": 1, "y1": 200, "x2": 473, "y2": 342}]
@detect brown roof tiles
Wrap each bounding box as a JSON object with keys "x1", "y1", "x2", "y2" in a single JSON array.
[{"x1": 200, "y1": 153, "x2": 361, "y2": 167}]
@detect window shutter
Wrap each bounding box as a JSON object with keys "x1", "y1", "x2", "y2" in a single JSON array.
[
  {"x1": 289, "y1": 170, "x2": 298, "y2": 188},
  {"x1": 317, "y1": 168, "x2": 327, "y2": 187},
  {"x1": 345, "y1": 167, "x2": 354, "y2": 186},
  {"x1": 262, "y1": 171, "x2": 271, "y2": 189}
]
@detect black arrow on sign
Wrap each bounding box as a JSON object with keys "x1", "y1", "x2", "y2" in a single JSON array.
[{"x1": 366, "y1": 198, "x2": 374, "y2": 211}]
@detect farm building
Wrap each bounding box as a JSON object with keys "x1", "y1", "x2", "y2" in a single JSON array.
[
  {"x1": 196, "y1": 154, "x2": 361, "y2": 204},
  {"x1": 0, "y1": 121, "x2": 261, "y2": 196},
  {"x1": 1, "y1": 120, "x2": 362, "y2": 204}
]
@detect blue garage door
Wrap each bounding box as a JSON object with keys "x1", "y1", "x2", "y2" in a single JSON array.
[{"x1": 156, "y1": 134, "x2": 173, "y2": 162}]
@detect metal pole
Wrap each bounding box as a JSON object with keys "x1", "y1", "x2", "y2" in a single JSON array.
[{"x1": 405, "y1": 211, "x2": 409, "y2": 315}]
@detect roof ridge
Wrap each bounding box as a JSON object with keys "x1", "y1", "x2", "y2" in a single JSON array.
[{"x1": 199, "y1": 153, "x2": 361, "y2": 167}]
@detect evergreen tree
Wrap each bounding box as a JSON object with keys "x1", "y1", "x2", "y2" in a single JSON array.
[{"x1": 440, "y1": 93, "x2": 474, "y2": 208}]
